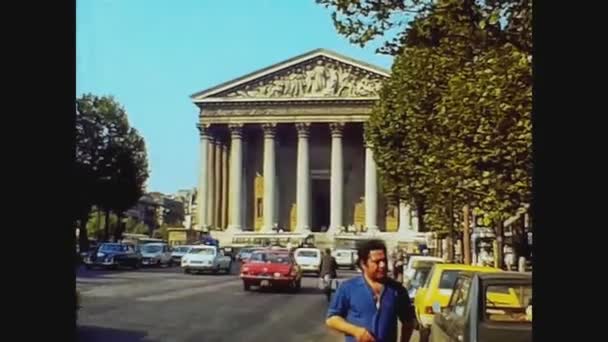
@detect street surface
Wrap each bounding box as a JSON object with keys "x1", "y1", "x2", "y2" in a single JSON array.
[{"x1": 77, "y1": 264, "x2": 418, "y2": 342}]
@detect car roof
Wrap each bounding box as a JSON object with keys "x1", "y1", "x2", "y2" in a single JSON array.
[
  {"x1": 477, "y1": 271, "x2": 531, "y2": 281},
  {"x1": 295, "y1": 247, "x2": 320, "y2": 252},
  {"x1": 410, "y1": 256, "x2": 443, "y2": 262},
  {"x1": 433, "y1": 263, "x2": 503, "y2": 272}
]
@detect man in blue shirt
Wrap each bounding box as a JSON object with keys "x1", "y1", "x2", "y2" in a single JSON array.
[{"x1": 326, "y1": 239, "x2": 416, "y2": 342}]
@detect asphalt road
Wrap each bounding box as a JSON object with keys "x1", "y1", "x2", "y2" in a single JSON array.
[{"x1": 76, "y1": 263, "x2": 419, "y2": 342}]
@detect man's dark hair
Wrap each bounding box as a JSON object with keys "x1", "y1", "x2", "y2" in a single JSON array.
[
  {"x1": 357, "y1": 239, "x2": 387, "y2": 268},
  {"x1": 325, "y1": 248, "x2": 331, "y2": 255}
]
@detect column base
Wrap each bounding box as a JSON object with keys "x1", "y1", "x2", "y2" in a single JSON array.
[
  {"x1": 365, "y1": 226, "x2": 380, "y2": 235},
  {"x1": 226, "y1": 224, "x2": 242, "y2": 232}
]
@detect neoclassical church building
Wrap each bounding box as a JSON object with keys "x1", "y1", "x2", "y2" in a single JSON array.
[{"x1": 191, "y1": 49, "x2": 419, "y2": 238}]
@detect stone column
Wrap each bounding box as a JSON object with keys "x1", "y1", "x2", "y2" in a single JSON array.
[
  {"x1": 214, "y1": 139, "x2": 222, "y2": 229},
  {"x1": 295, "y1": 123, "x2": 311, "y2": 232},
  {"x1": 398, "y1": 200, "x2": 411, "y2": 232},
  {"x1": 411, "y1": 207, "x2": 419, "y2": 232},
  {"x1": 228, "y1": 124, "x2": 244, "y2": 231},
  {"x1": 196, "y1": 124, "x2": 210, "y2": 229},
  {"x1": 365, "y1": 143, "x2": 379, "y2": 232},
  {"x1": 329, "y1": 123, "x2": 345, "y2": 232},
  {"x1": 262, "y1": 123, "x2": 277, "y2": 232},
  {"x1": 220, "y1": 142, "x2": 229, "y2": 230},
  {"x1": 206, "y1": 136, "x2": 216, "y2": 229}
]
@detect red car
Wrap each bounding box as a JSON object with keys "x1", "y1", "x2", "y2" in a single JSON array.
[{"x1": 240, "y1": 250, "x2": 302, "y2": 292}]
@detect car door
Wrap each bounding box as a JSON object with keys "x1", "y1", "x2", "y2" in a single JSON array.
[
  {"x1": 432, "y1": 276, "x2": 472, "y2": 342},
  {"x1": 162, "y1": 245, "x2": 171, "y2": 263}
]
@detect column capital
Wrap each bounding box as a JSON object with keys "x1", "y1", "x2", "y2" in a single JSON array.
[
  {"x1": 197, "y1": 123, "x2": 212, "y2": 139},
  {"x1": 262, "y1": 123, "x2": 277, "y2": 138},
  {"x1": 329, "y1": 122, "x2": 345, "y2": 138},
  {"x1": 295, "y1": 122, "x2": 311, "y2": 138},
  {"x1": 228, "y1": 123, "x2": 244, "y2": 139}
]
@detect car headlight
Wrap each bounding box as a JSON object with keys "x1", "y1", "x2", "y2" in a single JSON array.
[{"x1": 274, "y1": 272, "x2": 281, "y2": 278}]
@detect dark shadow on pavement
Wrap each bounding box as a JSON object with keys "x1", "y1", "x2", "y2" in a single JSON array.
[{"x1": 78, "y1": 325, "x2": 157, "y2": 342}]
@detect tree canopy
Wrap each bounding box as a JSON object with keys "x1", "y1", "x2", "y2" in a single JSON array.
[
  {"x1": 319, "y1": 0, "x2": 532, "y2": 233},
  {"x1": 75, "y1": 94, "x2": 149, "y2": 247}
]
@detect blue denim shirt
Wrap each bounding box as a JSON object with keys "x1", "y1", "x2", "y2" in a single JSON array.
[{"x1": 327, "y1": 276, "x2": 415, "y2": 342}]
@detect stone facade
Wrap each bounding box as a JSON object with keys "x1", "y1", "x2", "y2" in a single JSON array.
[{"x1": 191, "y1": 49, "x2": 419, "y2": 237}]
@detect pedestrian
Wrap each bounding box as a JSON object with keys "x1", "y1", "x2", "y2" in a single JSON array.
[
  {"x1": 319, "y1": 248, "x2": 338, "y2": 302},
  {"x1": 326, "y1": 239, "x2": 416, "y2": 342}
]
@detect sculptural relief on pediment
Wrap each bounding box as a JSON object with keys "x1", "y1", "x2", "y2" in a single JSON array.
[{"x1": 220, "y1": 58, "x2": 385, "y2": 99}]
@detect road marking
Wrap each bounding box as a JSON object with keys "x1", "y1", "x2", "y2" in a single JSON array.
[{"x1": 137, "y1": 280, "x2": 241, "y2": 302}]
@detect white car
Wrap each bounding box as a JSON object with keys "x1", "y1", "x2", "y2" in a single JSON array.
[
  {"x1": 140, "y1": 243, "x2": 173, "y2": 267},
  {"x1": 182, "y1": 245, "x2": 232, "y2": 274},
  {"x1": 403, "y1": 256, "x2": 444, "y2": 286},
  {"x1": 332, "y1": 249, "x2": 358, "y2": 270},
  {"x1": 294, "y1": 248, "x2": 322, "y2": 275},
  {"x1": 171, "y1": 245, "x2": 193, "y2": 264}
]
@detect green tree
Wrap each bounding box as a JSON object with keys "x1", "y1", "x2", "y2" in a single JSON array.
[
  {"x1": 324, "y1": 0, "x2": 532, "y2": 262},
  {"x1": 316, "y1": 0, "x2": 531, "y2": 55},
  {"x1": 75, "y1": 94, "x2": 149, "y2": 247}
]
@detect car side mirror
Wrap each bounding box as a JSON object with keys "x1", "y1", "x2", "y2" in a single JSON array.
[{"x1": 432, "y1": 301, "x2": 442, "y2": 314}]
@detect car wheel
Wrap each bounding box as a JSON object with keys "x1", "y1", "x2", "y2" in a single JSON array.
[
  {"x1": 183, "y1": 268, "x2": 190, "y2": 274},
  {"x1": 243, "y1": 281, "x2": 251, "y2": 291},
  {"x1": 133, "y1": 261, "x2": 140, "y2": 270}
]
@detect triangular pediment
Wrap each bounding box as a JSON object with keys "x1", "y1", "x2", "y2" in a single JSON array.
[{"x1": 191, "y1": 49, "x2": 390, "y2": 103}]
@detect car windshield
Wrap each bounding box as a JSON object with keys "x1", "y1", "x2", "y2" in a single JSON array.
[
  {"x1": 485, "y1": 283, "x2": 533, "y2": 323},
  {"x1": 249, "y1": 252, "x2": 290, "y2": 264},
  {"x1": 296, "y1": 251, "x2": 318, "y2": 258},
  {"x1": 411, "y1": 268, "x2": 432, "y2": 288},
  {"x1": 100, "y1": 244, "x2": 127, "y2": 252},
  {"x1": 141, "y1": 245, "x2": 162, "y2": 253},
  {"x1": 438, "y1": 270, "x2": 460, "y2": 289},
  {"x1": 189, "y1": 248, "x2": 215, "y2": 255}
]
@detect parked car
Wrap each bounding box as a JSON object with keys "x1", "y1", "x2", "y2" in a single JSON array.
[
  {"x1": 332, "y1": 249, "x2": 358, "y2": 270},
  {"x1": 236, "y1": 247, "x2": 264, "y2": 263},
  {"x1": 140, "y1": 243, "x2": 173, "y2": 267},
  {"x1": 84, "y1": 242, "x2": 142, "y2": 270},
  {"x1": 403, "y1": 256, "x2": 444, "y2": 287},
  {"x1": 240, "y1": 250, "x2": 302, "y2": 292},
  {"x1": 221, "y1": 246, "x2": 235, "y2": 260},
  {"x1": 171, "y1": 245, "x2": 193, "y2": 264},
  {"x1": 182, "y1": 245, "x2": 232, "y2": 274},
  {"x1": 293, "y1": 248, "x2": 322, "y2": 275},
  {"x1": 430, "y1": 272, "x2": 532, "y2": 342},
  {"x1": 414, "y1": 264, "x2": 502, "y2": 342},
  {"x1": 406, "y1": 266, "x2": 433, "y2": 300}
]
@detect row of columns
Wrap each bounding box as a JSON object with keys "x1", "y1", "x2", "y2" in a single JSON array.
[
  {"x1": 197, "y1": 122, "x2": 411, "y2": 232},
  {"x1": 197, "y1": 125, "x2": 230, "y2": 230}
]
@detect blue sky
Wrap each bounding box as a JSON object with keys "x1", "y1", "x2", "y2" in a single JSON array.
[{"x1": 77, "y1": 0, "x2": 394, "y2": 194}]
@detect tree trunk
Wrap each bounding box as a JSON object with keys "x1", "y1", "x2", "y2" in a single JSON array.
[
  {"x1": 115, "y1": 212, "x2": 125, "y2": 242},
  {"x1": 447, "y1": 194, "x2": 455, "y2": 262},
  {"x1": 463, "y1": 205, "x2": 471, "y2": 265},
  {"x1": 104, "y1": 209, "x2": 111, "y2": 242},
  {"x1": 495, "y1": 220, "x2": 504, "y2": 269},
  {"x1": 78, "y1": 216, "x2": 90, "y2": 253},
  {"x1": 416, "y1": 200, "x2": 426, "y2": 233}
]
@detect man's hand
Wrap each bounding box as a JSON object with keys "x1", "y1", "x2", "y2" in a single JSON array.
[{"x1": 354, "y1": 327, "x2": 376, "y2": 342}]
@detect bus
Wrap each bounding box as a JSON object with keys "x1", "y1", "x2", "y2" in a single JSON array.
[{"x1": 230, "y1": 232, "x2": 315, "y2": 251}]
